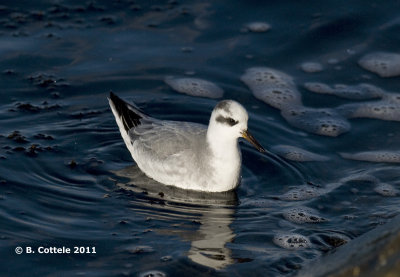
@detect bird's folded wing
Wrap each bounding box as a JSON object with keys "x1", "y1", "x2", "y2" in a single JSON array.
[{"x1": 129, "y1": 120, "x2": 206, "y2": 161}]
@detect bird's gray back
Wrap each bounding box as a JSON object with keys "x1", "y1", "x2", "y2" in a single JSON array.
[
  {"x1": 128, "y1": 119, "x2": 212, "y2": 189},
  {"x1": 129, "y1": 119, "x2": 208, "y2": 163}
]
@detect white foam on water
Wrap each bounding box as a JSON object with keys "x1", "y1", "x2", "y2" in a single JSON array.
[
  {"x1": 279, "y1": 182, "x2": 342, "y2": 202},
  {"x1": 241, "y1": 67, "x2": 302, "y2": 110},
  {"x1": 300, "y1": 62, "x2": 323, "y2": 73},
  {"x1": 374, "y1": 183, "x2": 399, "y2": 196},
  {"x1": 281, "y1": 106, "x2": 351, "y2": 137},
  {"x1": 338, "y1": 92, "x2": 400, "y2": 121},
  {"x1": 304, "y1": 82, "x2": 384, "y2": 100},
  {"x1": 338, "y1": 102, "x2": 400, "y2": 121},
  {"x1": 383, "y1": 92, "x2": 400, "y2": 103},
  {"x1": 358, "y1": 52, "x2": 400, "y2": 77},
  {"x1": 341, "y1": 173, "x2": 380, "y2": 185},
  {"x1": 303, "y1": 82, "x2": 333, "y2": 94},
  {"x1": 280, "y1": 186, "x2": 323, "y2": 201},
  {"x1": 271, "y1": 145, "x2": 329, "y2": 162},
  {"x1": 340, "y1": 151, "x2": 400, "y2": 163},
  {"x1": 273, "y1": 233, "x2": 311, "y2": 249},
  {"x1": 139, "y1": 270, "x2": 166, "y2": 277},
  {"x1": 165, "y1": 77, "x2": 224, "y2": 99},
  {"x1": 283, "y1": 206, "x2": 327, "y2": 224},
  {"x1": 245, "y1": 22, "x2": 271, "y2": 32}
]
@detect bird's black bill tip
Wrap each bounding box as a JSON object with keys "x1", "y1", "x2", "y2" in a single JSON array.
[{"x1": 241, "y1": 130, "x2": 266, "y2": 153}]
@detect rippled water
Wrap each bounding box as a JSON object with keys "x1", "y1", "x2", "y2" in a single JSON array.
[{"x1": 1, "y1": 0, "x2": 400, "y2": 276}]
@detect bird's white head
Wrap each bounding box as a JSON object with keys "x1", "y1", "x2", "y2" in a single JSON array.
[{"x1": 208, "y1": 100, "x2": 265, "y2": 152}]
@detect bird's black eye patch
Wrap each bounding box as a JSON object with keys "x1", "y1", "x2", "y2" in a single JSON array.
[{"x1": 216, "y1": 115, "x2": 238, "y2": 126}]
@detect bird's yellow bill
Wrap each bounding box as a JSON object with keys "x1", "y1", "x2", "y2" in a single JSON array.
[{"x1": 241, "y1": 130, "x2": 265, "y2": 153}]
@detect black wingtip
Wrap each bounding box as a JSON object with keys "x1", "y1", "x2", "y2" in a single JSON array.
[
  {"x1": 109, "y1": 91, "x2": 119, "y2": 102},
  {"x1": 108, "y1": 91, "x2": 142, "y2": 133}
]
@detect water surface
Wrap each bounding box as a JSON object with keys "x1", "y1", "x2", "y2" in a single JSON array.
[{"x1": 1, "y1": 0, "x2": 400, "y2": 276}]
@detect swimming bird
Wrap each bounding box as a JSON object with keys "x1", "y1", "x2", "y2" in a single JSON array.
[{"x1": 108, "y1": 92, "x2": 265, "y2": 192}]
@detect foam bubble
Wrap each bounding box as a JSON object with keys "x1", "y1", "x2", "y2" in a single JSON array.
[
  {"x1": 273, "y1": 233, "x2": 311, "y2": 249},
  {"x1": 281, "y1": 107, "x2": 351, "y2": 137},
  {"x1": 333, "y1": 84, "x2": 384, "y2": 99},
  {"x1": 300, "y1": 62, "x2": 323, "y2": 73},
  {"x1": 283, "y1": 206, "x2": 327, "y2": 224},
  {"x1": 374, "y1": 183, "x2": 399, "y2": 196},
  {"x1": 338, "y1": 93, "x2": 400, "y2": 121},
  {"x1": 280, "y1": 186, "x2": 323, "y2": 201},
  {"x1": 358, "y1": 52, "x2": 400, "y2": 77},
  {"x1": 245, "y1": 22, "x2": 271, "y2": 33},
  {"x1": 303, "y1": 82, "x2": 333, "y2": 94},
  {"x1": 383, "y1": 92, "x2": 400, "y2": 103},
  {"x1": 241, "y1": 67, "x2": 302, "y2": 110},
  {"x1": 304, "y1": 82, "x2": 384, "y2": 100},
  {"x1": 342, "y1": 174, "x2": 380, "y2": 185},
  {"x1": 165, "y1": 77, "x2": 223, "y2": 99},
  {"x1": 139, "y1": 270, "x2": 166, "y2": 277},
  {"x1": 340, "y1": 151, "x2": 400, "y2": 163},
  {"x1": 127, "y1": 245, "x2": 155, "y2": 254},
  {"x1": 271, "y1": 145, "x2": 329, "y2": 162}
]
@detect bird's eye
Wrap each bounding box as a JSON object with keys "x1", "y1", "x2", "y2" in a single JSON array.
[
  {"x1": 215, "y1": 115, "x2": 238, "y2": 126},
  {"x1": 228, "y1": 118, "x2": 238, "y2": 126}
]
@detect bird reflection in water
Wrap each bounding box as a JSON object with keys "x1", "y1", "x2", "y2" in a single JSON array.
[{"x1": 112, "y1": 165, "x2": 238, "y2": 270}]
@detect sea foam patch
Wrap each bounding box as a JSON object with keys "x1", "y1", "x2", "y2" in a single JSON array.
[
  {"x1": 280, "y1": 186, "x2": 323, "y2": 201},
  {"x1": 338, "y1": 93, "x2": 400, "y2": 121},
  {"x1": 374, "y1": 183, "x2": 399, "y2": 196},
  {"x1": 245, "y1": 22, "x2": 271, "y2": 33},
  {"x1": 241, "y1": 67, "x2": 302, "y2": 109},
  {"x1": 358, "y1": 52, "x2": 400, "y2": 77},
  {"x1": 283, "y1": 206, "x2": 327, "y2": 224},
  {"x1": 300, "y1": 62, "x2": 323, "y2": 73},
  {"x1": 139, "y1": 271, "x2": 166, "y2": 277},
  {"x1": 342, "y1": 173, "x2": 380, "y2": 185},
  {"x1": 281, "y1": 106, "x2": 351, "y2": 137},
  {"x1": 304, "y1": 82, "x2": 384, "y2": 100},
  {"x1": 340, "y1": 151, "x2": 400, "y2": 163},
  {"x1": 273, "y1": 233, "x2": 311, "y2": 249},
  {"x1": 165, "y1": 77, "x2": 224, "y2": 99},
  {"x1": 271, "y1": 145, "x2": 329, "y2": 162}
]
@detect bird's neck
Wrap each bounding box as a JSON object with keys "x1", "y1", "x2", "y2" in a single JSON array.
[
  {"x1": 206, "y1": 127, "x2": 241, "y2": 191},
  {"x1": 206, "y1": 128, "x2": 239, "y2": 159}
]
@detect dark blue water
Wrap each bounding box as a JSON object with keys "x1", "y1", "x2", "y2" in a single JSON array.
[{"x1": 1, "y1": 1, "x2": 400, "y2": 276}]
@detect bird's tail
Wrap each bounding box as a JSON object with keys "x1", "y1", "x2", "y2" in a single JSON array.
[{"x1": 108, "y1": 91, "x2": 144, "y2": 134}]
